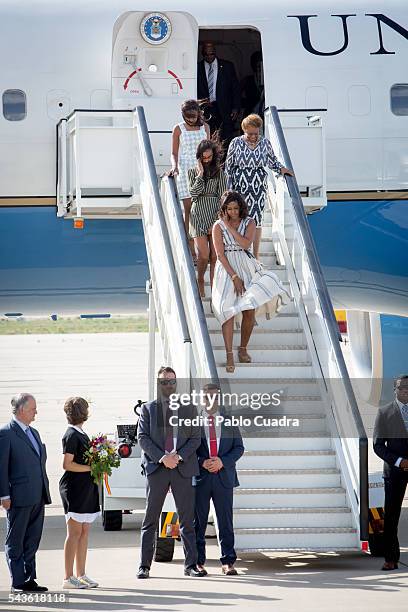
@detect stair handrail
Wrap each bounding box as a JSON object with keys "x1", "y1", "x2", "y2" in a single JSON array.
[
  {"x1": 265, "y1": 105, "x2": 368, "y2": 541},
  {"x1": 133, "y1": 107, "x2": 192, "y2": 380},
  {"x1": 161, "y1": 174, "x2": 220, "y2": 386}
]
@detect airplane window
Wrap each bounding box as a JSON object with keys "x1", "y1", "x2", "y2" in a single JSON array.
[
  {"x1": 2, "y1": 89, "x2": 26, "y2": 121},
  {"x1": 390, "y1": 84, "x2": 408, "y2": 116}
]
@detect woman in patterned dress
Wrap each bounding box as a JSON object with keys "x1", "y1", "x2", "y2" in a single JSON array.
[
  {"x1": 225, "y1": 114, "x2": 293, "y2": 259},
  {"x1": 188, "y1": 140, "x2": 227, "y2": 297},
  {"x1": 212, "y1": 191, "x2": 290, "y2": 373},
  {"x1": 170, "y1": 100, "x2": 210, "y2": 259}
]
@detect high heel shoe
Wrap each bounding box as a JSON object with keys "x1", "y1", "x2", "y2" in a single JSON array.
[
  {"x1": 238, "y1": 346, "x2": 251, "y2": 363},
  {"x1": 226, "y1": 352, "x2": 235, "y2": 373}
]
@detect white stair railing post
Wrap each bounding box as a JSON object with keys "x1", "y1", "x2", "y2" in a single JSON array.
[{"x1": 146, "y1": 279, "x2": 156, "y2": 400}]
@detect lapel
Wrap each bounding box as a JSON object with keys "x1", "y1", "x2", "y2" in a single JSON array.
[
  {"x1": 155, "y1": 399, "x2": 165, "y2": 445},
  {"x1": 390, "y1": 401, "x2": 408, "y2": 436},
  {"x1": 216, "y1": 59, "x2": 223, "y2": 94},
  {"x1": 198, "y1": 61, "x2": 209, "y2": 96},
  {"x1": 31, "y1": 427, "x2": 43, "y2": 457},
  {"x1": 10, "y1": 420, "x2": 41, "y2": 458}
]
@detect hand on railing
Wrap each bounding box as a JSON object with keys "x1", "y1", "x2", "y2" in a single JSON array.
[{"x1": 280, "y1": 166, "x2": 294, "y2": 177}]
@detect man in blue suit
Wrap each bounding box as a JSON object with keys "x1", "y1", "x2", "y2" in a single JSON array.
[
  {"x1": 194, "y1": 383, "x2": 244, "y2": 575},
  {"x1": 0, "y1": 394, "x2": 51, "y2": 592}
]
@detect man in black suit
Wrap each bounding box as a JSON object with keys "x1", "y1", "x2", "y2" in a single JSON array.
[
  {"x1": 197, "y1": 41, "x2": 240, "y2": 148},
  {"x1": 193, "y1": 384, "x2": 244, "y2": 575},
  {"x1": 137, "y1": 366, "x2": 205, "y2": 578},
  {"x1": 0, "y1": 394, "x2": 51, "y2": 592},
  {"x1": 373, "y1": 375, "x2": 408, "y2": 570}
]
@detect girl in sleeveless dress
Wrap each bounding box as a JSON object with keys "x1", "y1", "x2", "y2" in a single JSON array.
[
  {"x1": 212, "y1": 191, "x2": 291, "y2": 373},
  {"x1": 170, "y1": 100, "x2": 209, "y2": 259}
]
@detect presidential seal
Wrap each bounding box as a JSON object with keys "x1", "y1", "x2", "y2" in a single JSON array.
[{"x1": 140, "y1": 13, "x2": 172, "y2": 45}]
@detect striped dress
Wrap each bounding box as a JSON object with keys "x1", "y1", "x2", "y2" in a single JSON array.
[
  {"x1": 212, "y1": 218, "x2": 290, "y2": 325},
  {"x1": 188, "y1": 168, "x2": 227, "y2": 237}
]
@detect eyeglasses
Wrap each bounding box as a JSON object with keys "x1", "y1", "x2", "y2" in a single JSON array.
[{"x1": 159, "y1": 379, "x2": 177, "y2": 386}]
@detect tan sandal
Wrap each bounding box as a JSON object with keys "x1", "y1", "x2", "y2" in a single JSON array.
[
  {"x1": 226, "y1": 352, "x2": 235, "y2": 373},
  {"x1": 197, "y1": 278, "x2": 205, "y2": 298},
  {"x1": 238, "y1": 346, "x2": 251, "y2": 363}
]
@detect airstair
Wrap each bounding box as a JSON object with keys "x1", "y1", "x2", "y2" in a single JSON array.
[{"x1": 57, "y1": 105, "x2": 368, "y2": 552}]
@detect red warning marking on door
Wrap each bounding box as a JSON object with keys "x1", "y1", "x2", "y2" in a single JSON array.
[
  {"x1": 123, "y1": 68, "x2": 142, "y2": 91},
  {"x1": 167, "y1": 70, "x2": 183, "y2": 89}
]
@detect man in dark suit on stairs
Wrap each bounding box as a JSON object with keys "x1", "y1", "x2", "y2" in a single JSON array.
[
  {"x1": 137, "y1": 366, "x2": 205, "y2": 578},
  {"x1": 373, "y1": 375, "x2": 408, "y2": 570},
  {"x1": 197, "y1": 41, "x2": 240, "y2": 149},
  {"x1": 0, "y1": 393, "x2": 51, "y2": 592},
  {"x1": 194, "y1": 383, "x2": 244, "y2": 575}
]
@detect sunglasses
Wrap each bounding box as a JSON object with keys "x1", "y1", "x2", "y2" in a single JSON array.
[{"x1": 159, "y1": 379, "x2": 177, "y2": 386}]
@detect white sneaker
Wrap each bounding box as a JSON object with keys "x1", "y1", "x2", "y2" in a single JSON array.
[
  {"x1": 78, "y1": 574, "x2": 99, "y2": 588},
  {"x1": 62, "y1": 576, "x2": 87, "y2": 589}
]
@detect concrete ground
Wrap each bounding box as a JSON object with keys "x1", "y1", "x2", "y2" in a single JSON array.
[{"x1": 1, "y1": 332, "x2": 408, "y2": 611}]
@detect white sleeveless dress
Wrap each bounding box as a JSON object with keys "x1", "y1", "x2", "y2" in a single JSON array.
[
  {"x1": 176, "y1": 122, "x2": 207, "y2": 199},
  {"x1": 212, "y1": 218, "x2": 291, "y2": 325}
]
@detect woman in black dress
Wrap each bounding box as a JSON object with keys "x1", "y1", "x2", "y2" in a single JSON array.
[{"x1": 59, "y1": 397, "x2": 100, "y2": 590}]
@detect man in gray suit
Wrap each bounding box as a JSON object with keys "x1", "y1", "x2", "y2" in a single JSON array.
[
  {"x1": 0, "y1": 394, "x2": 51, "y2": 591},
  {"x1": 137, "y1": 366, "x2": 205, "y2": 578},
  {"x1": 373, "y1": 375, "x2": 408, "y2": 571}
]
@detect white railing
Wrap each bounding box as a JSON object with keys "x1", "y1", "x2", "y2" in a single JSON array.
[
  {"x1": 57, "y1": 110, "x2": 141, "y2": 218},
  {"x1": 161, "y1": 176, "x2": 219, "y2": 385},
  {"x1": 132, "y1": 107, "x2": 192, "y2": 396},
  {"x1": 277, "y1": 109, "x2": 327, "y2": 211},
  {"x1": 265, "y1": 106, "x2": 368, "y2": 542}
]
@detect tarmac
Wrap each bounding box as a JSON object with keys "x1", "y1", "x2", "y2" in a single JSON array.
[{"x1": 1, "y1": 332, "x2": 408, "y2": 612}]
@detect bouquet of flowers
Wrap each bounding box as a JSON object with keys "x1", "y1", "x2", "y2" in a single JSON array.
[{"x1": 84, "y1": 434, "x2": 121, "y2": 485}]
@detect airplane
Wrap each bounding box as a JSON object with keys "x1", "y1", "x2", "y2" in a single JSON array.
[{"x1": 0, "y1": 0, "x2": 407, "y2": 403}]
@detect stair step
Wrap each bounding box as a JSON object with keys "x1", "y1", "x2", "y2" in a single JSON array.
[
  {"x1": 234, "y1": 526, "x2": 358, "y2": 551},
  {"x1": 234, "y1": 486, "x2": 347, "y2": 509},
  {"x1": 208, "y1": 328, "x2": 306, "y2": 346},
  {"x1": 239, "y1": 449, "x2": 336, "y2": 469},
  {"x1": 242, "y1": 437, "x2": 332, "y2": 452},
  {"x1": 206, "y1": 313, "x2": 301, "y2": 331},
  {"x1": 237, "y1": 468, "x2": 340, "y2": 488},
  {"x1": 217, "y1": 382, "x2": 321, "y2": 400},
  {"x1": 233, "y1": 506, "x2": 352, "y2": 529},
  {"x1": 213, "y1": 347, "x2": 309, "y2": 363},
  {"x1": 238, "y1": 468, "x2": 338, "y2": 475},
  {"x1": 229, "y1": 414, "x2": 328, "y2": 436},
  {"x1": 234, "y1": 506, "x2": 353, "y2": 529},
  {"x1": 202, "y1": 300, "x2": 297, "y2": 316},
  {"x1": 217, "y1": 362, "x2": 313, "y2": 378},
  {"x1": 235, "y1": 527, "x2": 356, "y2": 534}
]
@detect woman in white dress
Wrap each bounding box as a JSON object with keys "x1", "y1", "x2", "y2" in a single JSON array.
[
  {"x1": 212, "y1": 191, "x2": 290, "y2": 373},
  {"x1": 170, "y1": 100, "x2": 210, "y2": 259}
]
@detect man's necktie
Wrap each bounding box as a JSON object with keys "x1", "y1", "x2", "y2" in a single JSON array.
[
  {"x1": 164, "y1": 408, "x2": 174, "y2": 453},
  {"x1": 207, "y1": 62, "x2": 215, "y2": 102},
  {"x1": 208, "y1": 415, "x2": 218, "y2": 457},
  {"x1": 25, "y1": 426, "x2": 40, "y2": 456}
]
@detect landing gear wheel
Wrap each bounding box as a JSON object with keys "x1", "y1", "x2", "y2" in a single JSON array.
[
  {"x1": 154, "y1": 534, "x2": 175, "y2": 562},
  {"x1": 102, "y1": 510, "x2": 123, "y2": 531}
]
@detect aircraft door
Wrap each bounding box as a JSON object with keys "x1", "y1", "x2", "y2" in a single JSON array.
[{"x1": 112, "y1": 12, "x2": 198, "y2": 172}]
